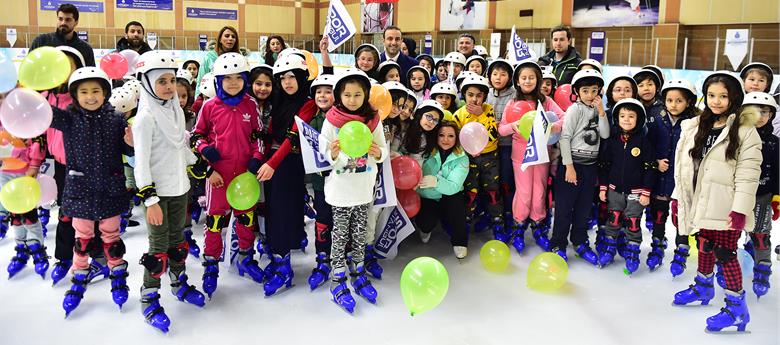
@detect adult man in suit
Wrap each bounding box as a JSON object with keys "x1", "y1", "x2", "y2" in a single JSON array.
[{"x1": 380, "y1": 26, "x2": 418, "y2": 79}]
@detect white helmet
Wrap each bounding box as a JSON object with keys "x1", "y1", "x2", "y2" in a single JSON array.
[
  {"x1": 430, "y1": 82, "x2": 458, "y2": 97},
  {"x1": 743, "y1": 92, "x2": 778, "y2": 112},
  {"x1": 68, "y1": 67, "x2": 111, "y2": 95},
  {"x1": 542, "y1": 70, "x2": 557, "y2": 85},
  {"x1": 456, "y1": 71, "x2": 475, "y2": 84},
  {"x1": 415, "y1": 99, "x2": 445, "y2": 119},
  {"x1": 459, "y1": 74, "x2": 490, "y2": 94},
  {"x1": 378, "y1": 60, "x2": 401, "y2": 75},
  {"x1": 123, "y1": 79, "x2": 142, "y2": 97},
  {"x1": 612, "y1": 98, "x2": 647, "y2": 128},
  {"x1": 474, "y1": 45, "x2": 488, "y2": 56},
  {"x1": 250, "y1": 64, "x2": 273, "y2": 76},
  {"x1": 633, "y1": 68, "x2": 662, "y2": 89},
  {"x1": 661, "y1": 79, "x2": 697, "y2": 98},
  {"x1": 486, "y1": 59, "x2": 513, "y2": 77},
  {"x1": 199, "y1": 72, "x2": 217, "y2": 99},
  {"x1": 273, "y1": 53, "x2": 308, "y2": 76},
  {"x1": 109, "y1": 87, "x2": 138, "y2": 113},
  {"x1": 512, "y1": 60, "x2": 543, "y2": 87},
  {"x1": 309, "y1": 74, "x2": 336, "y2": 96},
  {"x1": 135, "y1": 51, "x2": 177, "y2": 75},
  {"x1": 443, "y1": 52, "x2": 467, "y2": 66},
  {"x1": 334, "y1": 68, "x2": 371, "y2": 95},
  {"x1": 405, "y1": 88, "x2": 418, "y2": 114},
  {"x1": 571, "y1": 69, "x2": 604, "y2": 88},
  {"x1": 641, "y1": 64, "x2": 666, "y2": 86},
  {"x1": 382, "y1": 81, "x2": 407, "y2": 93},
  {"x1": 578, "y1": 59, "x2": 603, "y2": 73},
  {"x1": 56, "y1": 46, "x2": 85, "y2": 68},
  {"x1": 740, "y1": 62, "x2": 774, "y2": 92},
  {"x1": 703, "y1": 71, "x2": 745, "y2": 97},
  {"x1": 212, "y1": 52, "x2": 249, "y2": 76},
  {"x1": 278, "y1": 47, "x2": 305, "y2": 61},
  {"x1": 466, "y1": 55, "x2": 487, "y2": 74},
  {"x1": 176, "y1": 69, "x2": 193, "y2": 84}
]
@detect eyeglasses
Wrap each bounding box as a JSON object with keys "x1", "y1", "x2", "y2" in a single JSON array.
[{"x1": 424, "y1": 113, "x2": 440, "y2": 125}]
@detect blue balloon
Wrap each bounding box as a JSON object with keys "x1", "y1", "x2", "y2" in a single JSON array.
[
  {"x1": 545, "y1": 111, "x2": 561, "y2": 145},
  {"x1": 0, "y1": 54, "x2": 17, "y2": 93}
]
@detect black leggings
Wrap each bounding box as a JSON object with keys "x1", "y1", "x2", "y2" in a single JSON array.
[{"x1": 416, "y1": 192, "x2": 468, "y2": 247}]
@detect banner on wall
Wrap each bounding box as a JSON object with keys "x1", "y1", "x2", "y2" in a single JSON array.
[
  {"x1": 424, "y1": 34, "x2": 433, "y2": 55},
  {"x1": 572, "y1": 0, "x2": 659, "y2": 28},
  {"x1": 361, "y1": 0, "x2": 395, "y2": 33},
  {"x1": 186, "y1": 7, "x2": 238, "y2": 20},
  {"x1": 77, "y1": 31, "x2": 88, "y2": 42},
  {"x1": 324, "y1": 0, "x2": 357, "y2": 52},
  {"x1": 724, "y1": 29, "x2": 749, "y2": 71},
  {"x1": 589, "y1": 31, "x2": 605, "y2": 62},
  {"x1": 41, "y1": 0, "x2": 104, "y2": 13},
  {"x1": 116, "y1": 0, "x2": 173, "y2": 10},
  {"x1": 6, "y1": 29, "x2": 16, "y2": 48},
  {"x1": 147, "y1": 32, "x2": 157, "y2": 50},
  {"x1": 440, "y1": 0, "x2": 488, "y2": 31},
  {"x1": 199, "y1": 34, "x2": 208, "y2": 51}
]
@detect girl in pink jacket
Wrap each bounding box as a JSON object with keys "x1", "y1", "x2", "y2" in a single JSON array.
[{"x1": 498, "y1": 61, "x2": 564, "y2": 254}]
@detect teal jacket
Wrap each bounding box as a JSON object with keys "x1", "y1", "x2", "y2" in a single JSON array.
[
  {"x1": 195, "y1": 50, "x2": 219, "y2": 96},
  {"x1": 417, "y1": 149, "x2": 469, "y2": 200}
]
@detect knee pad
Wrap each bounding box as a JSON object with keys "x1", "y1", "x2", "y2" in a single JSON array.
[
  {"x1": 58, "y1": 214, "x2": 72, "y2": 222},
  {"x1": 205, "y1": 214, "x2": 229, "y2": 232},
  {"x1": 74, "y1": 238, "x2": 95, "y2": 255},
  {"x1": 167, "y1": 242, "x2": 189, "y2": 264},
  {"x1": 21, "y1": 209, "x2": 38, "y2": 225},
  {"x1": 466, "y1": 191, "x2": 478, "y2": 208},
  {"x1": 607, "y1": 210, "x2": 623, "y2": 227},
  {"x1": 315, "y1": 222, "x2": 330, "y2": 243},
  {"x1": 750, "y1": 233, "x2": 770, "y2": 251},
  {"x1": 714, "y1": 245, "x2": 737, "y2": 263},
  {"x1": 235, "y1": 210, "x2": 255, "y2": 227},
  {"x1": 698, "y1": 236, "x2": 714, "y2": 254},
  {"x1": 625, "y1": 216, "x2": 641, "y2": 232},
  {"x1": 139, "y1": 253, "x2": 168, "y2": 279},
  {"x1": 104, "y1": 240, "x2": 126, "y2": 259},
  {"x1": 654, "y1": 209, "x2": 666, "y2": 225},
  {"x1": 8, "y1": 213, "x2": 23, "y2": 226}
]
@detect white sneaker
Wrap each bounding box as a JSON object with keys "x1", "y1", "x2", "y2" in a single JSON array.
[
  {"x1": 419, "y1": 230, "x2": 431, "y2": 243},
  {"x1": 453, "y1": 246, "x2": 468, "y2": 259}
]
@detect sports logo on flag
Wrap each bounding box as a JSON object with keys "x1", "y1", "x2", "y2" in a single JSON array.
[
  {"x1": 521, "y1": 102, "x2": 550, "y2": 171},
  {"x1": 324, "y1": 0, "x2": 357, "y2": 52},
  {"x1": 295, "y1": 116, "x2": 333, "y2": 173},
  {"x1": 510, "y1": 25, "x2": 537, "y2": 63}
]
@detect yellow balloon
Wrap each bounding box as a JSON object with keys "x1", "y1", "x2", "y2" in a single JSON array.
[
  {"x1": 479, "y1": 240, "x2": 511, "y2": 272},
  {"x1": 0, "y1": 176, "x2": 41, "y2": 214},
  {"x1": 18, "y1": 47, "x2": 71, "y2": 91},
  {"x1": 527, "y1": 252, "x2": 569, "y2": 292}
]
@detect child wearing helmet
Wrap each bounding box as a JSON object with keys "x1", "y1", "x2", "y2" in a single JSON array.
[
  {"x1": 540, "y1": 69, "x2": 557, "y2": 97},
  {"x1": 646, "y1": 78, "x2": 698, "y2": 277},
  {"x1": 318, "y1": 68, "x2": 388, "y2": 313},
  {"x1": 407, "y1": 66, "x2": 431, "y2": 103},
  {"x1": 192, "y1": 72, "x2": 216, "y2": 115},
  {"x1": 452, "y1": 75, "x2": 503, "y2": 232},
  {"x1": 633, "y1": 68, "x2": 664, "y2": 128},
  {"x1": 430, "y1": 82, "x2": 459, "y2": 118},
  {"x1": 741, "y1": 92, "x2": 778, "y2": 299},
  {"x1": 132, "y1": 51, "x2": 206, "y2": 332},
  {"x1": 378, "y1": 60, "x2": 402, "y2": 83},
  {"x1": 190, "y1": 52, "x2": 265, "y2": 299},
  {"x1": 416, "y1": 54, "x2": 436, "y2": 83},
  {"x1": 740, "y1": 62, "x2": 773, "y2": 93},
  {"x1": 596, "y1": 98, "x2": 656, "y2": 274},
  {"x1": 354, "y1": 43, "x2": 381, "y2": 81},
  {"x1": 50, "y1": 66, "x2": 134, "y2": 317},
  {"x1": 107, "y1": 86, "x2": 142, "y2": 236},
  {"x1": 550, "y1": 69, "x2": 610, "y2": 265},
  {"x1": 259, "y1": 52, "x2": 319, "y2": 297},
  {"x1": 466, "y1": 55, "x2": 487, "y2": 76}
]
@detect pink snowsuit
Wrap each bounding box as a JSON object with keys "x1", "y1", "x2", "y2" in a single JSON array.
[
  {"x1": 43, "y1": 91, "x2": 72, "y2": 164},
  {"x1": 193, "y1": 94, "x2": 264, "y2": 258},
  {"x1": 498, "y1": 97, "x2": 564, "y2": 223}
]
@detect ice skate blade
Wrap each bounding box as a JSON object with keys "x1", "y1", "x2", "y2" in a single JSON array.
[
  {"x1": 704, "y1": 327, "x2": 750, "y2": 334},
  {"x1": 671, "y1": 302, "x2": 712, "y2": 308},
  {"x1": 264, "y1": 283, "x2": 295, "y2": 298}
]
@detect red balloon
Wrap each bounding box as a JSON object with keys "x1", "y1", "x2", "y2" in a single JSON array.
[
  {"x1": 100, "y1": 53, "x2": 129, "y2": 80},
  {"x1": 391, "y1": 156, "x2": 422, "y2": 190},
  {"x1": 397, "y1": 189, "x2": 421, "y2": 218},
  {"x1": 553, "y1": 84, "x2": 575, "y2": 111},
  {"x1": 504, "y1": 100, "x2": 535, "y2": 123}
]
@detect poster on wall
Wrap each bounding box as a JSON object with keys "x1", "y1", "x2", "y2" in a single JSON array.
[
  {"x1": 440, "y1": 0, "x2": 488, "y2": 31},
  {"x1": 572, "y1": 0, "x2": 659, "y2": 27},
  {"x1": 116, "y1": 0, "x2": 173, "y2": 11},
  {"x1": 361, "y1": 0, "x2": 395, "y2": 33},
  {"x1": 41, "y1": 0, "x2": 104, "y2": 13}
]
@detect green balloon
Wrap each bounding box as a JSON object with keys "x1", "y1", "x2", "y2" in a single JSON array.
[
  {"x1": 479, "y1": 240, "x2": 510, "y2": 272},
  {"x1": 0, "y1": 176, "x2": 41, "y2": 214},
  {"x1": 226, "y1": 172, "x2": 261, "y2": 211},
  {"x1": 337, "y1": 121, "x2": 373, "y2": 158},
  {"x1": 18, "y1": 47, "x2": 72, "y2": 91},
  {"x1": 516, "y1": 110, "x2": 536, "y2": 140},
  {"x1": 400, "y1": 257, "x2": 449, "y2": 316}
]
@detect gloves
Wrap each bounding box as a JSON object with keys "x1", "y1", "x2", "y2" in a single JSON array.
[
  {"x1": 418, "y1": 175, "x2": 437, "y2": 189},
  {"x1": 187, "y1": 154, "x2": 208, "y2": 180},
  {"x1": 772, "y1": 195, "x2": 779, "y2": 221},
  {"x1": 670, "y1": 199, "x2": 678, "y2": 228},
  {"x1": 728, "y1": 211, "x2": 746, "y2": 230},
  {"x1": 247, "y1": 158, "x2": 262, "y2": 175},
  {"x1": 201, "y1": 146, "x2": 221, "y2": 163}
]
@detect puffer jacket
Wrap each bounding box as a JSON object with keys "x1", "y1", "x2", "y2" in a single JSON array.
[
  {"x1": 671, "y1": 110, "x2": 762, "y2": 235},
  {"x1": 418, "y1": 148, "x2": 469, "y2": 201}
]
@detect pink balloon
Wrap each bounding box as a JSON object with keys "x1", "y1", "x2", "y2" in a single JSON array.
[
  {"x1": 119, "y1": 50, "x2": 140, "y2": 76},
  {"x1": 37, "y1": 174, "x2": 57, "y2": 206},
  {"x1": 100, "y1": 53, "x2": 129, "y2": 79},
  {"x1": 554, "y1": 84, "x2": 575, "y2": 111},
  {"x1": 459, "y1": 122, "x2": 489, "y2": 156},
  {"x1": 0, "y1": 88, "x2": 53, "y2": 139},
  {"x1": 391, "y1": 156, "x2": 422, "y2": 190}
]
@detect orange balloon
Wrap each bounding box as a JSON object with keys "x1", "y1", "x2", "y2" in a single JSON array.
[
  {"x1": 369, "y1": 84, "x2": 393, "y2": 120},
  {"x1": 0, "y1": 130, "x2": 26, "y2": 148},
  {"x1": 1, "y1": 158, "x2": 28, "y2": 170},
  {"x1": 302, "y1": 50, "x2": 319, "y2": 80}
]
